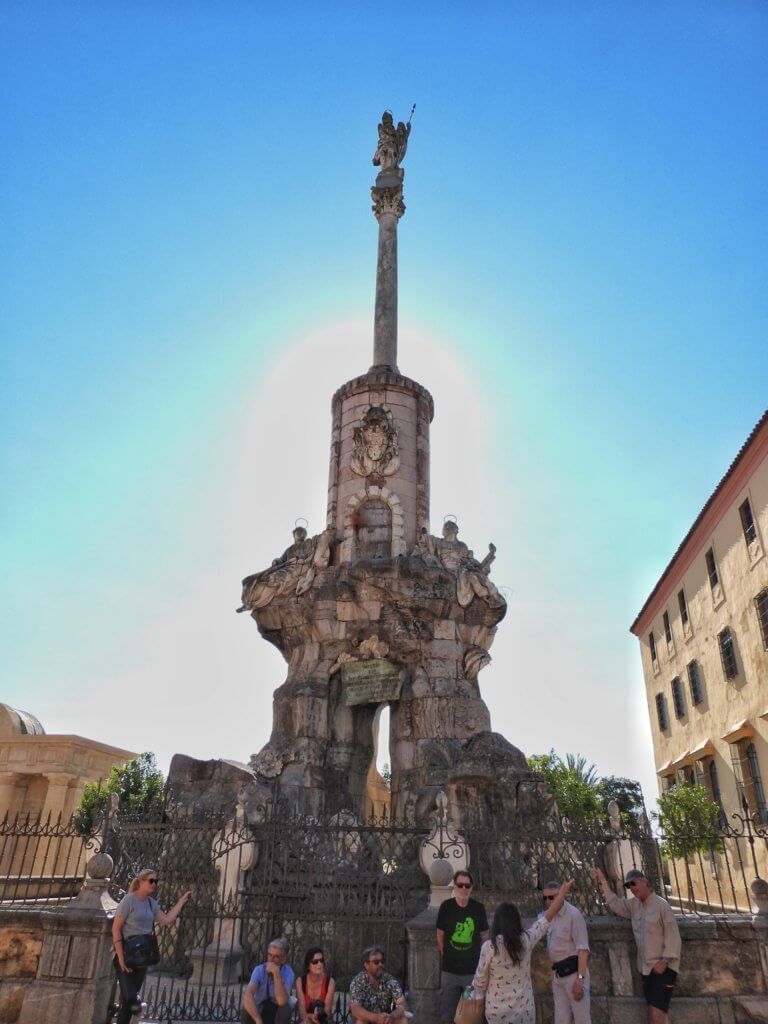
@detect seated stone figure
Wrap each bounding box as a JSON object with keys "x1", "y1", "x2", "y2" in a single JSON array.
[
  {"x1": 416, "y1": 520, "x2": 504, "y2": 609},
  {"x1": 238, "y1": 526, "x2": 333, "y2": 612}
]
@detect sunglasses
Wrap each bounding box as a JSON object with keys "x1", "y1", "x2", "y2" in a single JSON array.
[
  {"x1": 368, "y1": 959, "x2": 385, "y2": 965},
  {"x1": 455, "y1": 882, "x2": 472, "y2": 889},
  {"x1": 311, "y1": 958, "x2": 325, "y2": 965},
  {"x1": 146, "y1": 878, "x2": 158, "y2": 885},
  {"x1": 543, "y1": 894, "x2": 557, "y2": 901}
]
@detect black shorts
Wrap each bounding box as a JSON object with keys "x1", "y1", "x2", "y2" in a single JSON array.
[{"x1": 642, "y1": 968, "x2": 677, "y2": 1011}]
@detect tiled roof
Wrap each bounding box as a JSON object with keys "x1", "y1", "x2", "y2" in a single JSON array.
[{"x1": 630, "y1": 407, "x2": 768, "y2": 636}]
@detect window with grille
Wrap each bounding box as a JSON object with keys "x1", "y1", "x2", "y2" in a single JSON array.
[
  {"x1": 678, "y1": 588, "x2": 689, "y2": 628},
  {"x1": 663, "y1": 611, "x2": 672, "y2": 644},
  {"x1": 731, "y1": 740, "x2": 768, "y2": 824},
  {"x1": 705, "y1": 547, "x2": 719, "y2": 591},
  {"x1": 649, "y1": 631, "x2": 657, "y2": 663},
  {"x1": 655, "y1": 693, "x2": 668, "y2": 731},
  {"x1": 671, "y1": 677, "x2": 685, "y2": 719},
  {"x1": 755, "y1": 589, "x2": 768, "y2": 651},
  {"x1": 739, "y1": 498, "x2": 757, "y2": 546},
  {"x1": 687, "y1": 660, "x2": 703, "y2": 705},
  {"x1": 718, "y1": 627, "x2": 738, "y2": 680}
]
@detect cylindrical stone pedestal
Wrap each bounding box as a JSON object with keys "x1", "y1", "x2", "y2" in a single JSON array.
[{"x1": 327, "y1": 370, "x2": 433, "y2": 559}]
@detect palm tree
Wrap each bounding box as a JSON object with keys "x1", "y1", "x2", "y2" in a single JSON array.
[{"x1": 565, "y1": 753, "x2": 599, "y2": 787}]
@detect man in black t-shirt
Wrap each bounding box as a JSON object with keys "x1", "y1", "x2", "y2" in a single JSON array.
[{"x1": 436, "y1": 870, "x2": 489, "y2": 1024}]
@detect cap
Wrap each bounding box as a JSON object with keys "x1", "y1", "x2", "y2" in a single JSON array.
[{"x1": 624, "y1": 869, "x2": 646, "y2": 889}]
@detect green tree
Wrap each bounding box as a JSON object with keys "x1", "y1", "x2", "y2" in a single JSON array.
[
  {"x1": 656, "y1": 782, "x2": 723, "y2": 909},
  {"x1": 656, "y1": 782, "x2": 722, "y2": 860},
  {"x1": 72, "y1": 752, "x2": 165, "y2": 835},
  {"x1": 596, "y1": 776, "x2": 645, "y2": 827},
  {"x1": 527, "y1": 750, "x2": 602, "y2": 826}
]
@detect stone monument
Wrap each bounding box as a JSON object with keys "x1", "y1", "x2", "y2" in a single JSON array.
[{"x1": 236, "y1": 112, "x2": 551, "y2": 829}]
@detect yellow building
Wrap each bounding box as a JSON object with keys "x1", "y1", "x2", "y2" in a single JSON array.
[
  {"x1": 631, "y1": 410, "x2": 768, "y2": 906},
  {"x1": 0, "y1": 703, "x2": 136, "y2": 896}
]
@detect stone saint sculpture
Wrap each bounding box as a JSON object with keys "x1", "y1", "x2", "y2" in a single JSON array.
[
  {"x1": 350, "y1": 406, "x2": 400, "y2": 477},
  {"x1": 372, "y1": 111, "x2": 411, "y2": 175},
  {"x1": 237, "y1": 526, "x2": 333, "y2": 612},
  {"x1": 417, "y1": 520, "x2": 504, "y2": 609}
]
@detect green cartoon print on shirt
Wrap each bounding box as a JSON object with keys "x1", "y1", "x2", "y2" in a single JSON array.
[{"x1": 450, "y1": 917, "x2": 475, "y2": 950}]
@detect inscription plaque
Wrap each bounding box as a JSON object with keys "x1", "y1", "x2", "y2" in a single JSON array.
[{"x1": 342, "y1": 659, "x2": 405, "y2": 706}]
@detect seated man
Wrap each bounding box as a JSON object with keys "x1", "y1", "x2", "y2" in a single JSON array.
[
  {"x1": 349, "y1": 946, "x2": 408, "y2": 1024},
  {"x1": 242, "y1": 938, "x2": 295, "y2": 1024}
]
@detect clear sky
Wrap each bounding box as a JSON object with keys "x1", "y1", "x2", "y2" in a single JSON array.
[{"x1": 2, "y1": 2, "x2": 767, "y2": 810}]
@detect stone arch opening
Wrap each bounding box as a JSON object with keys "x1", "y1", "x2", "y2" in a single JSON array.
[
  {"x1": 354, "y1": 498, "x2": 392, "y2": 559},
  {"x1": 365, "y1": 703, "x2": 392, "y2": 820}
]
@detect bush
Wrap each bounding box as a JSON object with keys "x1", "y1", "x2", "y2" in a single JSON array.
[
  {"x1": 656, "y1": 782, "x2": 723, "y2": 859},
  {"x1": 72, "y1": 752, "x2": 165, "y2": 836}
]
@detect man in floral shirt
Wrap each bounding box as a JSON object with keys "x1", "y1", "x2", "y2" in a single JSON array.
[{"x1": 349, "y1": 946, "x2": 409, "y2": 1024}]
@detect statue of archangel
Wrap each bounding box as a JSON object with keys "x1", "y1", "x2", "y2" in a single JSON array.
[{"x1": 372, "y1": 110, "x2": 411, "y2": 174}]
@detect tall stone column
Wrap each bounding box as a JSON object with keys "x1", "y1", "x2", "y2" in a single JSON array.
[
  {"x1": 0, "y1": 771, "x2": 20, "y2": 820},
  {"x1": 371, "y1": 178, "x2": 405, "y2": 371},
  {"x1": 41, "y1": 773, "x2": 72, "y2": 823}
]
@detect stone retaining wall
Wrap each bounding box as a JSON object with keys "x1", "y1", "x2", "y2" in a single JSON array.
[{"x1": 408, "y1": 908, "x2": 768, "y2": 1024}]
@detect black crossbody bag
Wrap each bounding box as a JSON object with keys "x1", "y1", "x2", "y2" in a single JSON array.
[
  {"x1": 552, "y1": 955, "x2": 579, "y2": 978},
  {"x1": 124, "y1": 931, "x2": 161, "y2": 969}
]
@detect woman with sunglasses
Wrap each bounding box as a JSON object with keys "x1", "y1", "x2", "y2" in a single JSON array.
[
  {"x1": 296, "y1": 947, "x2": 336, "y2": 1024},
  {"x1": 471, "y1": 879, "x2": 574, "y2": 1024},
  {"x1": 111, "y1": 868, "x2": 192, "y2": 1024}
]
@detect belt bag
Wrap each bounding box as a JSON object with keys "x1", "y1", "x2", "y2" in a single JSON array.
[
  {"x1": 552, "y1": 955, "x2": 579, "y2": 978},
  {"x1": 124, "y1": 932, "x2": 160, "y2": 969}
]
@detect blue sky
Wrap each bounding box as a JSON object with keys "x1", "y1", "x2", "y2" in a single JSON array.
[{"x1": 2, "y1": 2, "x2": 766, "y2": 808}]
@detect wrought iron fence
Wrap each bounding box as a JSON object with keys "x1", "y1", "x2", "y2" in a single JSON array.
[
  {"x1": 0, "y1": 810, "x2": 99, "y2": 902},
  {"x1": 3, "y1": 795, "x2": 768, "y2": 1023}
]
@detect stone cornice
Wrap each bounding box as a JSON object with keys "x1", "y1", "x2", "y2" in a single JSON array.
[{"x1": 332, "y1": 371, "x2": 434, "y2": 421}]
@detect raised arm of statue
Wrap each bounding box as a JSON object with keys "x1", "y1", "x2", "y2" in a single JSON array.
[{"x1": 478, "y1": 543, "x2": 496, "y2": 574}]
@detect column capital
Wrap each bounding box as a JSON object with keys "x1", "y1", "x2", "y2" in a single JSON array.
[
  {"x1": 44, "y1": 772, "x2": 73, "y2": 788},
  {"x1": 371, "y1": 184, "x2": 405, "y2": 221}
]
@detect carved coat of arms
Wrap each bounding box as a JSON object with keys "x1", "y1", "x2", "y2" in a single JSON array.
[{"x1": 350, "y1": 406, "x2": 400, "y2": 477}]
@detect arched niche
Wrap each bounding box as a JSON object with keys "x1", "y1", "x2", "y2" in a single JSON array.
[{"x1": 340, "y1": 486, "x2": 406, "y2": 562}]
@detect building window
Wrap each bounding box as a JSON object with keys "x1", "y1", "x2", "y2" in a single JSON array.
[
  {"x1": 678, "y1": 588, "x2": 689, "y2": 628},
  {"x1": 649, "y1": 631, "x2": 657, "y2": 663},
  {"x1": 739, "y1": 498, "x2": 757, "y2": 547},
  {"x1": 671, "y1": 677, "x2": 685, "y2": 719},
  {"x1": 755, "y1": 589, "x2": 768, "y2": 651},
  {"x1": 731, "y1": 740, "x2": 768, "y2": 824},
  {"x1": 655, "y1": 693, "x2": 668, "y2": 731},
  {"x1": 663, "y1": 611, "x2": 672, "y2": 645},
  {"x1": 676, "y1": 764, "x2": 694, "y2": 785},
  {"x1": 718, "y1": 627, "x2": 738, "y2": 680},
  {"x1": 687, "y1": 660, "x2": 703, "y2": 705},
  {"x1": 705, "y1": 547, "x2": 719, "y2": 591}
]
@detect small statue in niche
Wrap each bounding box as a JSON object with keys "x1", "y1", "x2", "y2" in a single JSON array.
[
  {"x1": 416, "y1": 520, "x2": 504, "y2": 609},
  {"x1": 372, "y1": 110, "x2": 412, "y2": 175},
  {"x1": 350, "y1": 406, "x2": 400, "y2": 477},
  {"x1": 238, "y1": 526, "x2": 333, "y2": 612}
]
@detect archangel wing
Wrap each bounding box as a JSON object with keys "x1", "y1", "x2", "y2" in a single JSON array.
[{"x1": 395, "y1": 122, "x2": 410, "y2": 163}]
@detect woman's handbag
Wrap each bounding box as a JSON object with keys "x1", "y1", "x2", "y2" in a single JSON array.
[
  {"x1": 124, "y1": 932, "x2": 161, "y2": 969},
  {"x1": 454, "y1": 987, "x2": 485, "y2": 1024}
]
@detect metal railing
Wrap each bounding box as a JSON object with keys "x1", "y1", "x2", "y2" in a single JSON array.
[{"x1": 3, "y1": 794, "x2": 768, "y2": 1022}]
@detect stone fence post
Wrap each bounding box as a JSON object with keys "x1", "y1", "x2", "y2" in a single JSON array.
[
  {"x1": 0, "y1": 795, "x2": 119, "y2": 1024},
  {"x1": 406, "y1": 792, "x2": 468, "y2": 1024}
]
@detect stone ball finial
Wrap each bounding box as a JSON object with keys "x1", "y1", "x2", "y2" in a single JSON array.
[
  {"x1": 86, "y1": 851, "x2": 114, "y2": 880},
  {"x1": 428, "y1": 858, "x2": 454, "y2": 887}
]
